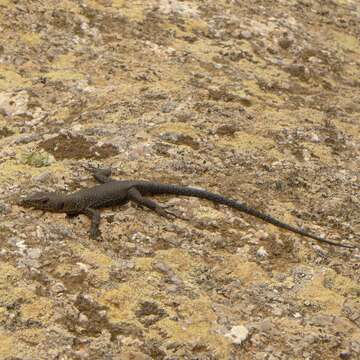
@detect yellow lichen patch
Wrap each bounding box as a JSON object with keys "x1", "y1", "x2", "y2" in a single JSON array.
[
  {"x1": 331, "y1": 31, "x2": 360, "y2": 54},
  {"x1": 0, "y1": 0, "x2": 10, "y2": 6},
  {"x1": 135, "y1": 257, "x2": 154, "y2": 272},
  {"x1": 179, "y1": 295, "x2": 218, "y2": 323},
  {"x1": 98, "y1": 284, "x2": 134, "y2": 322},
  {"x1": 160, "y1": 20, "x2": 184, "y2": 35},
  {"x1": 0, "y1": 329, "x2": 46, "y2": 359},
  {"x1": 0, "y1": 264, "x2": 36, "y2": 304},
  {"x1": 150, "y1": 122, "x2": 199, "y2": 137},
  {"x1": 0, "y1": 67, "x2": 30, "y2": 90},
  {"x1": 155, "y1": 296, "x2": 230, "y2": 358},
  {"x1": 0, "y1": 306, "x2": 7, "y2": 322},
  {"x1": 171, "y1": 37, "x2": 217, "y2": 62},
  {"x1": 156, "y1": 73, "x2": 191, "y2": 92},
  {"x1": 194, "y1": 205, "x2": 224, "y2": 220},
  {"x1": 0, "y1": 263, "x2": 21, "y2": 285},
  {"x1": 275, "y1": 314, "x2": 357, "y2": 342},
  {"x1": 69, "y1": 243, "x2": 114, "y2": 283},
  {"x1": 259, "y1": 107, "x2": 323, "y2": 131},
  {"x1": 323, "y1": 269, "x2": 360, "y2": 296},
  {"x1": 220, "y1": 256, "x2": 269, "y2": 284},
  {"x1": 21, "y1": 32, "x2": 42, "y2": 46},
  {"x1": 0, "y1": 159, "x2": 66, "y2": 183},
  {"x1": 157, "y1": 315, "x2": 221, "y2": 341},
  {"x1": 71, "y1": 243, "x2": 114, "y2": 267},
  {"x1": 296, "y1": 272, "x2": 345, "y2": 314},
  {"x1": 293, "y1": 107, "x2": 325, "y2": 125},
  {"x1": 159, "y1": 319, "x2": 230, "y2": 358},
  {"x1": 0, "y1": 332, "x2": 14, "y2": 359},
  {"x1": 341, "y1": 62, "x2": 360, "y2": 88},
  {"x1": 305, "y1": 143, "x2": 335, "y2": 164},
  {"x1": 186, "y1": 18, "x2": 208, "y2": 33},
  {"x1": 155, "y1": 248, "x2": 196, "y2": 274},
  {"x1": 52, "y1": 53, "x2": 77, "y2": 69},
  {"x1": 58, "y1": 0, "x2": 81, "y2": 12},
  {"x1": 111, "y1": 0, "x2": 146, "y2": 21},
  {"x1": 241, "y1": 79, "x2": 276, "y2": 103},
  {"x1": 97, "y1": 281, "x2": 154, "y2": 323},
  {"x1": 84, "y1": 0, "x2": 134, "y2": 14},
  {"x1": 53, "y1": 262, "x2": 77, "y2": 278},
  {"x1": 111, "y1": 0, "x2": 126, "y2": 6},
  {"x1": 232, "y1": 57, "x2": 271, "y2": 78},
  {"x1": 15, "y1": 328, "x2": 47, "y2": 346},
  {"x1": 21, "y1": 297, "x2": 54, "y2": 324},
  {"x1": 332, "y1": 0, "x2": 352, "y2": 4},
  {"x1": 83, "y1": 0, "x2": 105, "y2": 10},
  {"x1": 217, "y1": 131, "x2": 280, "y2": 155},
  {"x1": 44, "y1": 71, "x2": 85, "y2": 81},
  {"x1": 0, "y1": 265, "x2": 39, "y2": 312},
  {"x1": 55, "y1": 107, "x2": 71, "y2": 122},
  {"x1": 0, "y1": 287, "x2": 36, "y2": 307},
  {"x1": 333, "y1": 118, "x2": 360, "y2": 139},
  {"x1": 258, "y1": 108, "x2": 292, "y2": 130}
]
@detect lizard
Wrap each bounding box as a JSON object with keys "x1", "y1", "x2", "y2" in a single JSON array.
[{"x1": 19, "y1": 167, "x2": 354, "y2": 249}]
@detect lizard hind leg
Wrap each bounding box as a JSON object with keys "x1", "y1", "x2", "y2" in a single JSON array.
[{"x1": 127, "y1": 187, "x2": 179, "y2": 219}]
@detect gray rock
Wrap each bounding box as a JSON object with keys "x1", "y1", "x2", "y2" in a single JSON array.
[
  {"x1": 0, "y1": 90, "x2": 29, "y2": 117},
  {"x1": 161, "y1": 101, "x2": 178, "y2": 113},
  {"x1": 240, "y1": 30, "x2": 253, "y2": 39},
  {"x1": 339, "y1": 350, "x2": 352, "y2": 359},
  {"x1": 225, "y1": 325, "x2": 249, "y2": 344},
  {"x1": 256, "y1": 246, "x2": 268, "y2": 257},
  {"x1": 51, "y1": 282, "x2": 66, "y2": 294},
  {"x1": 33, "y1": 171, "x2": 52, "y2": 183},
  {"x1": 350, "y1": 340, "x2": 360, "y2": 354},
  {"x1": 0, "y1": 201, "x2": 11, "y2": 214},
  {"x1": 342, "y1": 299, "x2": 360, "y2": 326}
]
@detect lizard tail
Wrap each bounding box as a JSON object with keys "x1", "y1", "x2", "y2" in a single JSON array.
[{"x1": 138, "y1": 183, "x2": 354, "y2": 249}]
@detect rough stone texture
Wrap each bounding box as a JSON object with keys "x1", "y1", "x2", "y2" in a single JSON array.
[{"x1": 0, "y1": 0, "x2": 359, "y2": 359}]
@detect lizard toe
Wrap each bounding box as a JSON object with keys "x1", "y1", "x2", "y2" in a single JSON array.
[{"x1": 89, "y1": 228, "x2": 102, "y2": 240}]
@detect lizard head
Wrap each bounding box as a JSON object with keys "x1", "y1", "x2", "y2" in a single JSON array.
[{"x1": 19, "y1": 192, "x2": 65, "y2": 212}]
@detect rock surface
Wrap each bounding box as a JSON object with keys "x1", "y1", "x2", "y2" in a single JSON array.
[{"x1": 0, "y1": 0, "x2": 359, "y2": 359}]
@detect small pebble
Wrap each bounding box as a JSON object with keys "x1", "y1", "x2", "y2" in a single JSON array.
[
  {"x1": 51, "y1": 282, "x2": 66, "y2": 294},
  {"x1": 0, "y1": 202, "x2": 11, "y2": 214},
  {"x1": 33, "y1": 171, "x2": 52, "y2": 183},
  {"x1": 240, "y1": 30, "x2": 253, "y2": 39},
  {"x1": 256, "y1": 246, "x2": 268, "y2": 257}
]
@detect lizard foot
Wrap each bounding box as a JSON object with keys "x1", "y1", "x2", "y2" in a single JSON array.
[
  {"x1": 89, "y1": 227, "x2": 102, "y2": 240},
  {"x1": 83, "y1": 164, "x2": 112, "y2": 177},
  {"x1": 155, "y1": 205, "x2": 187, "y2": 220},
  {"x1": 83, "y1": 164, "x2": 113, "y2": 184}
]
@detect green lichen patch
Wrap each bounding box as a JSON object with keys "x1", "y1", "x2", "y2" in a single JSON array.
[{"x1": 20, "y1": 150, "x2": 56, "y2": 167}]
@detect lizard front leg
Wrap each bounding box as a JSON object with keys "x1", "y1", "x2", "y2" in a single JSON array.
[
  {"x1": 85, "y1": 165, "x2": 114, "y2": 183},
  {"x1": 83, "y1": 208, "x2": 102, "y2": 239}
]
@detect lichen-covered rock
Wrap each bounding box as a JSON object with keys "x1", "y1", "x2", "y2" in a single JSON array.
[{"x1": 0, "y1": 0, "x2": 359, "y2": 359}]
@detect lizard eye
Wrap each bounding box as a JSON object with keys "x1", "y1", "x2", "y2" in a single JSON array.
[{"x1": 40, "y1": 198, "x2": 49, "y2": 204}]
